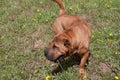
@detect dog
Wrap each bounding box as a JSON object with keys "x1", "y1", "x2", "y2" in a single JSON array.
[{"x1": 44, "y1": 0, "x2": 92, "y2": 78}]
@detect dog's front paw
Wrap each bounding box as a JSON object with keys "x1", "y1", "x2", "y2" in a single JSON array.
[
  {"x1": 79, "y1": 68, "x2": 87, "y2": 80},
  {"x1": 79, "y1": 68, "x2": 85, "y2": 76}
]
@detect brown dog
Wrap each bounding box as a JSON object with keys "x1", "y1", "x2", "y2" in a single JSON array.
[{"x1": 44, "y1": 0, "x2": 92, "y2": 78}]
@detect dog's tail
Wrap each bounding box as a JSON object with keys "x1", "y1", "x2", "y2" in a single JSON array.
[{"x1": 52, "y1": 0, "x2": 65, "y2": 16}]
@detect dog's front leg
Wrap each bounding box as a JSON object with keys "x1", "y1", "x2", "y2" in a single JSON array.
[{"x1": 78, "y1": 50, "x2": 90, "y2": 78}]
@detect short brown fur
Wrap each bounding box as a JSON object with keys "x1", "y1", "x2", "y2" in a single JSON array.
[{"x1": 45, "y1": 0, "x2": 92, "y2": 78}]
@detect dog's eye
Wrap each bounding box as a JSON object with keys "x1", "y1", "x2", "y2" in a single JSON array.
[{"x1": 53, "y1": 45, "x2": 58, "y2": 49}]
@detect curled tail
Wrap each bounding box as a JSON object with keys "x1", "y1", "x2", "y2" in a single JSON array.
[{"x1": 52, "y1": 0, "x2": 66, "y2": 16}]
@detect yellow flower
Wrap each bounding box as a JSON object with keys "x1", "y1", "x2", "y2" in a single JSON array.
[
  {"x1": 115, "y1": 76, "x2": 119, "y2": 80},
  {"x1": 69, "y1": 7, "x2": 73, "y2": 10},
  {"x1": 21, "y1": 71, "x2": 24, "y2": 74},
  {"x1": 109, "y1": 33, "x2": 113, "y2": 37},
  {"x1": 45, "y1": 19, "x2": 48, "y2": 23},
  {"x1": 46, "y1": 75, "x2": 51, "y2": 80},
  {"x1": 40, "y1": 1, "x2": 43, "y2": 4},
  {"x1": 39, "y1": 13, "x2": 42, "y2": 16},
  {"x1": 1, "y1": 35, "x2": 5, "y2": 39},
  {"x1": 32, "y1": 18, "x2": 37, "y2": 21},
  {"x1": 105, "y1": 3, "x2": 110, "y2": 8},
  {"x1": 83, "y1": 75, "x2": 87, "y2": 79},
  {"x1": 115, "y1": 52, "x2": 118, "y2": 54},
  {"x1": 109, "y1": 0, "x2": 112, "y2": 3},
  {"x1": 22, "y1": 25, "x2": 26, "y2": 28},
  {"x1": 107, "y1": 5, "x2": 110, "y2": 8},
  {"x1": 98, "y1": 32, "x2": 102, "y2": 34},
  {"x1": 37, "y1": 9, "x2": 40, "y2": 12},
  {"x1": 92, "y1": 35, "x2": 94, "y2": 38},
  {"x1": 34, "y1": 69, "x2": 38, "y2": 73}
]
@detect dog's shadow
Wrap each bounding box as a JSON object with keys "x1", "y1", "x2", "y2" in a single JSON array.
[{"x1": 51, "y1": 54, "x2": 83, "y2": 75}]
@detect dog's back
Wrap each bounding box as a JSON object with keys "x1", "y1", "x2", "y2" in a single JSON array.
[{"x1": 52, "y1": 0, "x2": 90, "y2": 34}]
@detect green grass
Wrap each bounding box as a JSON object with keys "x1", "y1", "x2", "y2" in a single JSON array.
[{"x1": 0, "y1": 0, "x2": 120, "y2": 80}]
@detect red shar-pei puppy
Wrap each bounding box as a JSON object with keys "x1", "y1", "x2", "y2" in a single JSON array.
[{"x1": 44, "y1": 0, "x2": 92, "y2": 78}]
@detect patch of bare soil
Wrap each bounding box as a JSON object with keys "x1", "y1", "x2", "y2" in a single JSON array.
[
  {"x1": 29, "y1": 30, "x2": 46, "y2": 50},
  {"x1": 34, "y1": 39, "x2": 45, "y2": 49},
  {"x1": 18, "y1": 30, "x2": 46, "y2": 51},
  {"x1": 99, "y1": 61, "x2": 120, "y2": 77},
  {"x1": 99, "y1": 62, "x2": 111, "y2": 73},
  {"x1": 28, "y1": 30, "x2": 42, "y2": 40}
]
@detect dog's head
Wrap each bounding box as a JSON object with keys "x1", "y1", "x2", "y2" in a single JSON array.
[{"x1": 44, "y1": 34, "x2": 71, "y2": 62}]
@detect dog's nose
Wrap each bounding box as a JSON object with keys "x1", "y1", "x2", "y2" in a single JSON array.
[
  {"x1": 44, "y1": 49, "x2": 47, "y2": 56},
  {"x1": 44, "y1": 48, "x2": 48, "y2": 57},
  {"x1": 44, "y1": 48, "x2": 54, "y2": 61}
]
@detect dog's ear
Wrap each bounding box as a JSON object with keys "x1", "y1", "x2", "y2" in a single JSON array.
[{"x1": 63, "y1": 39, "x2": 70, "y2": 47}]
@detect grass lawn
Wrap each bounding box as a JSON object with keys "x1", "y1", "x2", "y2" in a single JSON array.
[{"x1": 0, "y1": 0, "x2": 120, "y2": 80}]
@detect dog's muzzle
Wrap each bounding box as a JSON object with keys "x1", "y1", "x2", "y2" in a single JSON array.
[{"x1": 44, "y1": 48, "x2": 64, "y2": 62}]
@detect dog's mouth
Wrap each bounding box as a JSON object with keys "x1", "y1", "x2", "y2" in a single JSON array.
[{"x1": 54, "y1": 55, "x2": 64, "y2": 62}]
